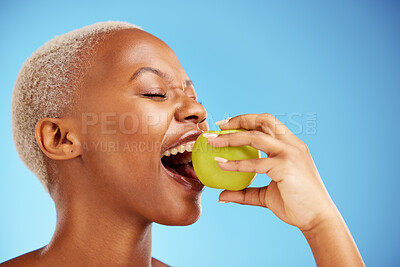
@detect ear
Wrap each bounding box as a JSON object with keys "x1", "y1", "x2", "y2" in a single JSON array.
[{"x1": 35, "y1": 118, "x2": 82, "y2": 161}]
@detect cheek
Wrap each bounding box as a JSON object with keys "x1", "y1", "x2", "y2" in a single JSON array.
[
  {"x1": 79, "y1": 103, "x2": 171, "y2": 184},
  {"x1": 78, "y1": 100, "x2": 205, "y2": 220},
  {"x1": 81, "y1": 101, "x2": 170, "y2": 149},
  {"x1": 120, "y1": 112, "x2": 168, "y2": 139},
  {"x1": 116, "y1": 104, "x2": 170, "y2": 154}
]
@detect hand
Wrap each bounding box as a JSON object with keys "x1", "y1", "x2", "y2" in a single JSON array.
[
  {"x1": 207, "y1": 113, "x2": 365, "y2": 266},
  {"x1": 206, "y1": 113, "x2": 337, "y2": 232}
]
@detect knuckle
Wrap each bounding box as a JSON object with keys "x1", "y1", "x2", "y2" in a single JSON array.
[
  {"x1": 258, "y1": 188, "x2": 267, "y2": 207},
  {"x1": 290, "y1": 141, "x2": 308, "y2": 154},
  {"x1": 248, "y1": 130, "x2": 257, "y2": 136},
  {"x1": 254, "y1": 158, "x2": 268, "y2": 174},
  {"x1": 262, "y1": 113, "x2": 274, "y2": 120},
  {"x1": 265, "y1": 168, "x2": 274, "y2": 177},
  {"x1": 214, "y1": 139, "x2": 226, "y2": 147},
  {"x1": 248, "y1": 130, "x2": 263, "y2": 143},
  {"x1": 252, "y1": 159, "x2": 259, "y2": 172},
  {"x1": 256, "y1": 116, "x2": 270, "y2": 131},
  {"x1": 231, "y1": 160, "x2": 240, "y2": 171},
  {"x1": 242, "y1": 188, "x2": 248, "y2": 202},
  {"x1": 250, "y1": 129, "x2": 264, "y2": 136},
  {"x1": 286, "y1": 143, "x2": 302, "y2": 155},
  {"x1": 299, "y1": 141, "x2": 309, "y2": 152},
  {"x1": 258, "y1": 114, "x2": 280, "y2": 133},
  {"x1": 254, "y1": 164, "x2": 264, "y2": 174},
  {"x1": 262, "y1": 113, "x2": 276, "y2": 125},
  {"x1": 258, "y1": 114, "x2": 270, "y2": 124},
  {"x1": 259, "y1": 133, "x2": 271, "y2": 144},
  {"x1": 237, "y1": 114, "x2": 246, "y2": 123},
  {"x1": 248, "y1": 135, "x2": 257, "y2": 148}
]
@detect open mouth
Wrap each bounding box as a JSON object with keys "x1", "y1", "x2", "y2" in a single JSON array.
[{"x1": 161, "y1": 146, "x2": 204, "y2": 191}]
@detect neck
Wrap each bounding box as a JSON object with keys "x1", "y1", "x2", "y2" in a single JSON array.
[{"x1": 42, "y1": 180, "x2": 153, "y2": 266}]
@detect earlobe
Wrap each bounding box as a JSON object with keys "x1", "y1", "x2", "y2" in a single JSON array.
[{"x1": 35, "y1": 118, "x2": 82, "y2": 160}]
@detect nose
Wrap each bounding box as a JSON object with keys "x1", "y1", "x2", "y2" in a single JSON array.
[{"x1": 174, "y1": 96, "x2": 207, "y2": 125}]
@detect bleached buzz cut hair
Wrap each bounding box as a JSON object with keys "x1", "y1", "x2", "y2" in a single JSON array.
[{"x1": 11, "y1": 21, "x2": 142, "y2": 193}]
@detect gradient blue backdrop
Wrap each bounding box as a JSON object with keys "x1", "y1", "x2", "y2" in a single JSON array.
[{"x1": 1, "y1": 0, "x2": 399, "y2": 266}]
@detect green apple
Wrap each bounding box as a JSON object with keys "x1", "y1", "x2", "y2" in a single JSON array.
[{"x1": 192, "y1": 129, "x2": 261, "y2": 191}]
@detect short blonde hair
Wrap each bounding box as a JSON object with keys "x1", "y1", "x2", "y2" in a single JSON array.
[{"x1": 11, "y1": 21, "x2": 142, "y2": 193}]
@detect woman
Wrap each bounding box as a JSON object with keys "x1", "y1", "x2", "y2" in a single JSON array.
[{"x1": 3, "y1": 21, "x2": 364, "y2": 266}]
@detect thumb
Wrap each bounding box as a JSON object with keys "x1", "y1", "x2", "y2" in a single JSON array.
[{"x1": 219, "y1": 187, "x2": 268, "y2": 208}]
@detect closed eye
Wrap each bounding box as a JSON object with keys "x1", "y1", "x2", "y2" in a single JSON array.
[
  {"x1": 143, "y1": 93, "x2": 167, "y2": 98},
  {"x1": 143, "y1": 93, "x2": 202, "y2": 104}
]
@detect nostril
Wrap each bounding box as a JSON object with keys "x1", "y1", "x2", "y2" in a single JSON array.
[{"x1": 185, "y1": 115, "x2": 198, "y2": 121}]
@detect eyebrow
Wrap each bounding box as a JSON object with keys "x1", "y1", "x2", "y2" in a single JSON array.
[{"x1": 130, "y1": 66, "x2": 194, "y2": 88}]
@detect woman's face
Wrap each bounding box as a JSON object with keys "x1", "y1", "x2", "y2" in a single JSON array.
[{"x1": 74, "y1": 29, "x2": 209, "y2": 225}]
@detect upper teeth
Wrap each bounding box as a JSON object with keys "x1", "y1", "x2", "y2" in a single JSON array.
[{"x1": 162, "y1": 141, "x2": 195, "y2": 157}]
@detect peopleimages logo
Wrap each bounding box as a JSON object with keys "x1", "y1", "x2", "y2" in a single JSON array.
[
  {"x1": 80, "y1": 112, "x2": 318, "y2": 152},
  {"x1": 274, "y1": 112, "x2": 317, "y2": 135},
  {"x1": 81, "y1": 112, "x2": 170, "y2": 135},
  {"x1": 81, "y1": 112, "x2": 318, "y2": 135}
]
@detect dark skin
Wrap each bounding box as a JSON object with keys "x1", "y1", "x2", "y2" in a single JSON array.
[
  {"x1": 3, "y1": 28, "x2": 364, "y2": 266},
  {"x1": 2, "y1": 28, "x2": 208, "y2": 266}
]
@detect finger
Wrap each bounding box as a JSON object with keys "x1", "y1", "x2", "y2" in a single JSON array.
[
  {"x1": 215, "y1": 157, "x2": 277, "y2": 175},
  {"x1": 206, "y1": 130, "x2": 286, "y2": 156},
  {"x1": 219, "y1": 187, "x2": 268, "y2": 208},
  {"x1": 217, "y1": 113, "x2": 298, "y2": 143}
]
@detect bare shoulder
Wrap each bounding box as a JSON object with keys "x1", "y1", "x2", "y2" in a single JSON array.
[
  {"x1": 1, "y1": 248, "x2": 44, "y2": 267},
  {"x1": 2, "y1": 251, "x2": 167, "y2": 266},
  {"x1": 152, "y1": 257, "x2": 170, "y2": 267}
]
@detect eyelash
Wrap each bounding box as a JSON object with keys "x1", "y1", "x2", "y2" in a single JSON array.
[
  {"x1": 143, "y1": 93, "x2": 203, "y2": 104},
  {"x1": 143, "y1": 93, "x2": 167, "y2": 98}
]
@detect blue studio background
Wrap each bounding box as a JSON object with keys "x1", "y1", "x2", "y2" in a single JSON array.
[{"x1": 1, "y1": 1, "x2": 399, "y2": 266}]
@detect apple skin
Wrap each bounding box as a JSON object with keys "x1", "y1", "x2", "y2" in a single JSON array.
[{"x1": 192, "y1": 129, "x2": 261, "y2": 191}]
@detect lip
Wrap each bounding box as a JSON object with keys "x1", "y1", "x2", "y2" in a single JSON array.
[
  {"x1": 160, "y1": 157, "x2": 205, "y2": 192},
  {"x1": 160, "y1": 129, "x2": 203, "y2": 158}
]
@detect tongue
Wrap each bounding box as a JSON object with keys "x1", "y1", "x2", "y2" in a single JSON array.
[{"x1": 169, "y1": 163, "x2": 199, "y2": 180}]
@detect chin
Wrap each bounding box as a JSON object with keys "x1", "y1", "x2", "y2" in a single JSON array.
[{"x1": 154, "y1": 197, "x2": 203, "y2": 226}]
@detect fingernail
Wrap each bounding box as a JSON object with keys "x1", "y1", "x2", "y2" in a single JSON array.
[
  {"x1": 219, "y1": 200, "x2": 229, "y2": 203},
  {"x1": 203, "y1": 133, "x2": 218, "y2": 138},
  {"x1": 214, "y1": 156, "x2": 228, "y2": 163},
  {"x1": 215, "y1": 117, "x2": 232, "y2": 125}
]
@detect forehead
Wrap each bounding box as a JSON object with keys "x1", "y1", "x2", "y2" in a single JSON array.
[
  {"x1": 76, "y1": 28, "x2": 192, "y2": 110},
  {"x1": 92, "y1": 28, "x2": 185, "y2": 78}
]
